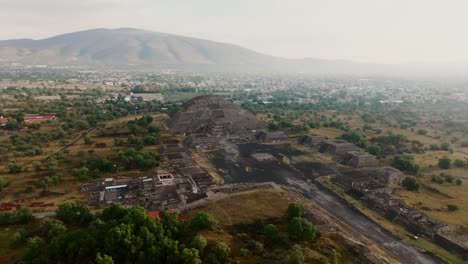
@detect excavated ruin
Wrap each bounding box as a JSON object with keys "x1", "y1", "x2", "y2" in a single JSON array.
[{"x1": 168, "y1": 95, "x2": 265, "y2": 136}]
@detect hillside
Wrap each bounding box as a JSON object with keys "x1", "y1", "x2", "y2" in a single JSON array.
[
  {"x1": 0, "y1": 28, "x2": 280, "y2": 69},
  {"x1": 1, "y1": 28, "x2": 467, "y2": 76}
]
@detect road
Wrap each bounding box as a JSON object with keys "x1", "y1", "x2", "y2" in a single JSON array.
[{"x1": 285, "y1": 176, "x2": 446, "y2": 264}]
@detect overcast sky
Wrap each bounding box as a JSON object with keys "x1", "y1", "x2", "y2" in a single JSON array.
[{"x1": 1, "y1": 0, "x2": 467, "y2": 64}]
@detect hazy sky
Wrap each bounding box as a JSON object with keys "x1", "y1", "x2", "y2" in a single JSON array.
[{"x1": 1, "y1": 0, "x2": 467, "y2": 64}]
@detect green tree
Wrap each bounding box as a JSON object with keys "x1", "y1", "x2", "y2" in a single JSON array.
[
  {"x1": 96, "y1": 253, "x2": 115, "y2": 264},
  {"x1": 39, "y1": 218, "x2": 67, "y2": 239},
  {"x1": 8, "y1": 162, "x2": 23, "y2": 173},
  {"x1": 447, "y1": 204, "x2": 459, "y2": 211},
  {"x1": 454, "y1": 159, "x2": 465, "y2": 167},
  {"x1": 366, "y1": 144, "x2": 381, "y2": 156},
  {"x1": 438, "y1": 156, "x2": 451, "y2": 169},
  {"x1": 23, "y1": 236, "x2": 45, "y2": 261},
  {"x1": 180, "y1": 248, "x2": 202, "y2": 264},
  {"x1": 190, "y1": 212, "x2": 217, "y2": 231},
  {"x1": 417, "y1": 129, "x2": 428, "y2": 135},
  {"x1": 440, "y1": 142, "x2": 451, "y2": 151},
  {"x1": 55, "y1": 202, "x2": 93, "y2": 225},
  {"x1": 32, "y1": 160, "x2": 42, "y2": 172},
  {"x1": 72, "y1": 167, "x2": 90, "y2": 181},
  {"x1": 402, "y1": 177, "x2": 420, "y2": 191},
  {"x1": 288, "y1": 217, "x2": 316, "y2": 241},
  {"x1": 5, "y1": 120, "x2": 20, "y2": 130},
  {"x1": 0, "y1": 177, "x2": 9, "y2": 191},
  {"x1": 392, "y1": 154, "x2": 420, "y2": 174},
  {"x1": 285, "y1": 202, "x2": 306, "y2": 221},
  {"x1": 209, "y1": 241, "x2": 231, "y2": 263},
  {"x1": 191, "y1": 235, "x2": 207, "y2": 252},
  {"x1": 83, "y1": 136, "x2": 93, "y2": 145},
  {"x1": 326, "y1": 248, "x2": 341, "y2": 264},
  {"x1": 340, "y1": 131, "x2": 366, "y2": 148},
  {"x1": 264, "y1": 224, "x2": 288, "y2": 245},
  {"x1": 288, "y1": 245, "x2": 304, "y2": 264}
]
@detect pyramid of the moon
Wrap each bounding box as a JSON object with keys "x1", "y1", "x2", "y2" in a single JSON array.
[{"x1": 168, "y1": 95, "x2": 265, "y2": 135}]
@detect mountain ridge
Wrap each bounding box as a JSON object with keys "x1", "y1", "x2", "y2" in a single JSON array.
[{"x1": 1, "y1": 28, "x2": 467, "y2": 76}]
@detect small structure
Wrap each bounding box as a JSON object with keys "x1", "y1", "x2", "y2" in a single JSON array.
[
  {"x1": 337, "y1": 151, "x2": 378, "y2": 168},
  {"x1": 185, "y1": 134, "x2": 221, "y2": 149},
  {"x1": 0, "y1": 116, "x2": 7, "y2": 126},
  {"x1": 255, "y1": 131, "x2": 287, "y2": 143},
  {"x1": 319, "y1": 140, "x2": 360, "y2": 156},
  {"x1": 161, "y1": 143, "x2": 186, "y2": 154},
  {"x1": 332, "y1": 166, "x2": 404, "y2": 196},
  {"x1": 332, "y1": 170, "x2": 384, "y2": 196},
  {"x1": 24, "y1": 114, "x2": 56, "y2": 123},
  {"x1": 299, "y1": 134, "x2": 327, "y2": 147},
  {"x1": 435, "y1": 225, "x2": 468, "y2": 260},
  {"x1": 363, "y1": 166, "x2": 405, "y2": 185}
]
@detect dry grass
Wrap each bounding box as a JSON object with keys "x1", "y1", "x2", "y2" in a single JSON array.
[
  {"x1": 309, "y1": 127, "x2": 343, "y2": 139},
  {"x1": 395, "y1": 179, "x2": 468, "y2": 226},
  {"x1": 190, "y1": 189, "x2": 289, "y2": 225},
  {"x1": 320, "y1": 179, "x2": 467, "y2": 264}
]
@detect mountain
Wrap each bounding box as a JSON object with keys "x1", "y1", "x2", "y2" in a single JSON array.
[
  {"x1": 0, "y1": 28, "x2": 282, "y2": 70},
  {"x1": 0, "y1": 28, "x2": 467, "y2": 76}
]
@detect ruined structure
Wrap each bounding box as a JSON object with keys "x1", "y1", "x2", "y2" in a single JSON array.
[
  {"x1": 363, "y1": 166, "x2": 405, "y2": 185},
  {"x1": 299, "y1": 134, "x2": 327, "y2": 147},
  {"x1": 362, "y1": 189, "x2": 468, "y2": 259},
  {"x1": 435, "y1": 225, "x2": 468, "y2": 259},
  {"x1": 337, "y1": 151, "x2": 378, "y2": 168},
  {"x1": 168, "y1": 95, "x2": 264, "y2": 136},
  {"x1": 255, "y1": 131, "x2": 287, "y2": 143},
  {"x1": 80, "y1": 169, "x2": 200, "y2": 210},
  {"x1": 319, "y1": 140, "x2": 360, "y2": 156},
  {"x1": 332, "y1": 166, "x2": 405, "y2": 196},
  {"x1": 363, "y1": 189, "x2": 442, "y2": 238},
  {"x1": 251, "y1": 153, "x2": 276, "y2": 162},
  {"x1": 332, "y1": 170, "x2": 385, "y2": 196},
  {"x1": 161, "y1": 142, "x2": 214, "y2": 190}
]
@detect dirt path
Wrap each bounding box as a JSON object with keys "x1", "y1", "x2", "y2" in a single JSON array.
[{"x1": 40, "y1": 126, "x2": 96, "y2": 163}]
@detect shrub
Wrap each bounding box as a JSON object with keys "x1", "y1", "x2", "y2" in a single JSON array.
[
  {"x1": 402, "y1": 177, "x2": 420, "y2": 191},
  {"x1": 447, "y1": 204, "x2": 459, "y2": 211},
  {"x1": 95, "y1": 142, "x2": 107, "y2": 148},
  {"x1": 438, "y1": 156, "x2": 451, "y2": 169},
  {"x1": 417, "y1": 129, "x2": 428, "y2": 135},
  {"x1": 8, "y1": 163, "x2": 23, "y2": 173},
  {"x1": 0, "y1": 206, "x2": 34, "y2": 226},
  {"x1": 246, "y1": 240, "x2": 264, "y2": 255},
  {"x1": 191, "y1": 235, "x2": 207, "y2": 252},
  {"x1": 285, "y1": 202, "x2": 306, "y2": 221},
  {"x1": 392, "y1": 154, "x2": 420, "y2": 174},
  {"x1": 190, "y1": 212, "x2": 217, "y2": 231},
  {"x1": 454, "y1": 159, "x2": 465, "y2": 167},
  {"x1": 288, "y1": 245, "x2": 304, "y2": 264},
  {"x1": 288, "y1": 217, "x2": 317, "y2": 241},
  {"x1": 209, "y1": 241, "x2": 231, "y2": 263},
  {"x1": 55, "y1": 202, "x2": 93, "y2": 225},
  {"x1": 456, "y1": 179, "x2": 462, "y2": 185},
  {"x1": 431, "y1": 175, "x2": 444, "y2": 184},
  {"x1": 264, "y1": 224, "x2": 288, "y2": 245},
  {"x1": 0, "y1": 177, "x2": 9, "y2": 191},
  {"x1": 440, "y1": 142, "x2": 451, "y2": 151}
]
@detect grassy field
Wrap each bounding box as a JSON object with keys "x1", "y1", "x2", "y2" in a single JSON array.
[
  {"x1": 190, "y1": 189, "x2": 364, "y2": 264},
  {"x1": 302, "y1": 107, "x2": 468, "y2": 227},
  {"x1": 0, "y1": 113, "x2": 174, "y2": 211}
]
